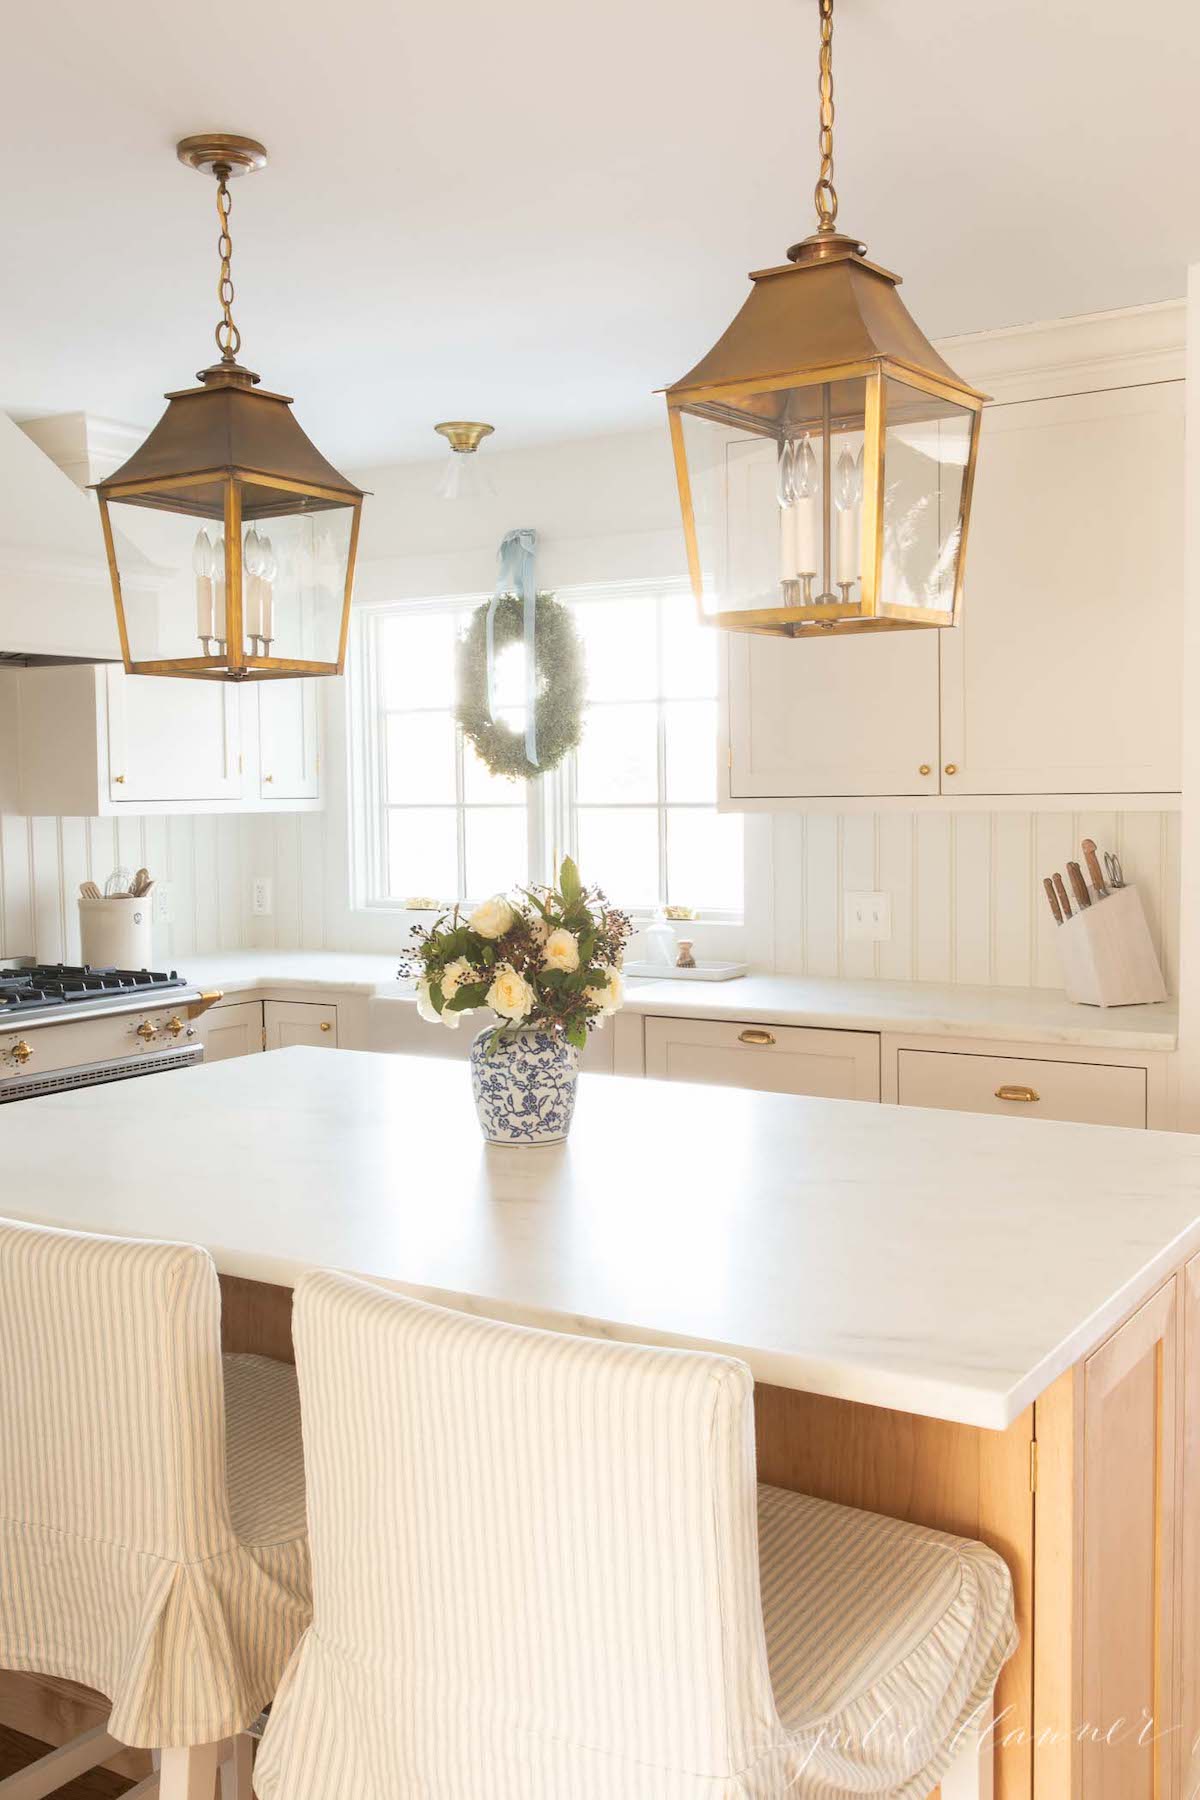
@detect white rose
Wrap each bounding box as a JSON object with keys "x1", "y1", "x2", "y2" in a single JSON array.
[
  {"x1": 468, "y1": 895, "x2": 515, "y2": 939},
  {"x1": 542, "y1": 928, "x2": 580, "y2": 973},
  {"x1": 585, "y1": 964, "x2": 624, "y2": 1017},
  {"x1": 415, "y1": 978, "x2": 441, "y2": 1024},
  {"x1": 441, "y1": 956, "x2": 473, "y2": 999},
  {"x1": 487, "y1": 963, "x2": 535, "y2": 1022}
]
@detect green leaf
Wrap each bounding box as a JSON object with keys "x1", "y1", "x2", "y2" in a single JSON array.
[
  {"x1": 446, "y1": 981, "x2": 490, "y2": 1012},
  {"x1": 559, "y1": 856, "x2": 582, "y2": 905},
  {"x1": 566, "y1": 1022, "x2": 588, "y2": 1052},
  {"x1": 430, "y1": 982, "x2": 445, "y2": 1013}
]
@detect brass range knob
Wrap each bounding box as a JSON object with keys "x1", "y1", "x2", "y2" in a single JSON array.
[
  {"x1": 135, "y1": 1020, "x2": 157, "y2": 1041},
  {"x1": 11, "y1": 1040, "x2": 33, "y2": 1065},
  {"x1": 165, "y1": 1016, "x2": 185, "y2": 1037}
]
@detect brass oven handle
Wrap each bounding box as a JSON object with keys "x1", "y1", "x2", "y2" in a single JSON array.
[
  {"x1": 996, "y1": 1084, "x2": 1039, "y2": 1103},
  {"x1": 738, "y1": 1028, "x2": 776, "y2": 1047},
  {"x1": 11, "y1": 1040, "x2": 33, "y2": 1065},
  {"x1": 186, "y1": 990, "x2": 225, "y2": 1020}
]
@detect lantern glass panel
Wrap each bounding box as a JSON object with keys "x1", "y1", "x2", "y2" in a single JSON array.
[
  {"x1": 678, "y1": 377, "x2": 869, "y2": 617},
  {"x1": 240, "y1": 502, "x2": 354, "y2": 664},
  {"x1": 105, "y1": 487, "x2": 230, "y2": 664},
  {"x1": 881, "y1": 380, "x2": 974, "y2": 615}
]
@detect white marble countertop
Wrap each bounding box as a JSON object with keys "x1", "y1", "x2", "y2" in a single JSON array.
[
  {"x1": 5, "y1": 1046, "x2": 1199, "y2": 1431},
  {"x1": 181, "y1": 951, "x2": 1178, "y2": 1052}
]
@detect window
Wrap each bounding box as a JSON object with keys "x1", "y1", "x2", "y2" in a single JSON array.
[{"x1": 354, "y1": 584, "x2": 743, "y2": 919}]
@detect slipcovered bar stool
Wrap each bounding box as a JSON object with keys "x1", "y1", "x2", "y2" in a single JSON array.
[
  {"x1": 0, "y1": 1219, "x2": 311, "y2": 1800},
  {"x1": 256, "y1": 1272, "x2": 1016, "y2": 1800}
]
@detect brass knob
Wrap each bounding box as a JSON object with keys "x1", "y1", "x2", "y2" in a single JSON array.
[
  {"x1": 165, "y1": 1016, "x2": 185, "y2": 1037},
  {"x1": 11, "y1": 1040, "x2": 33, "y2": 1065},
  {"x1": 319, "y1": 1021, "x2": 332, "y2": 1032},
  {"x1": 918, "y1": 764, "x2": 931, "y2": 776},
  {"x1": 995, "y1": 1085, "x2": 1039, "y2": 1103},
  {"x1": 944, "y1": 763, "x2": 958, "y2": 776},
  {"x1": 738, "y1": 1028, "x2": 776, "y2": 1047},
  {"x1": 264, "y1": 774, "x2": 274, "y2": 783},
  {"x1": 135, "y1": 1020, "x2": 156, "y2": 1040},
  {"x1": 114, "y1": 774, "x2": 126, "y2": 784}
]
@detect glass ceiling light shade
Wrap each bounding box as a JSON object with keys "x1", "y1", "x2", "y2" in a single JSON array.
[
  {"x1": 663, "y1": 0, "x2": 986, "y2": 639},
  {"x1": 92, "y1": 134, "x2": 366, "y2": 681},
  {"x1": 434, "y1": 421, "x2": 495, "y2": 501}
]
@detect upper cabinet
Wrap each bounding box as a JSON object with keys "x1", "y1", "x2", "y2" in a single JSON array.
[
  {"x1": 723, "y1": 304, "x2": 1184, "y2": 811},
  {"x1": 8, "y1": 664, "x2": 324, "y2": 816}
]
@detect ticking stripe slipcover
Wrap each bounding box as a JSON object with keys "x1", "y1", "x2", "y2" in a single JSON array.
[
  {"x1": 0, "y1": 1218, "x2": 311, "y2": 1748},
  {"x1": 255, "y1": 1271, "x2": 1016, "y2": 1800}
]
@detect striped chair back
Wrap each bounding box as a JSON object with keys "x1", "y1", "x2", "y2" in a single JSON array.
[
  {"x1": 0, "y1": 1217, "x2": 233, "y2": 1565},
  {"x1": 258, "y1": 1270, "x2": 781, "y2": 1797}
]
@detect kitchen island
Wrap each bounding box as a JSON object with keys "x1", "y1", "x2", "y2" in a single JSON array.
[{"x1": 4, "y1": 1046, "x2": 1200, "y2": 1799}]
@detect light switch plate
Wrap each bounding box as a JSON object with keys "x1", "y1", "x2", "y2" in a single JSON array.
[
  {"x1": 252, "y1": 876, "x2": 274, "y2": 917},
  {"x1": 152, "y1": 881, "x2": 173, "y2": 926},
  {"x1": 844, "y1": 890, "x2": 892, "y2": 942}
]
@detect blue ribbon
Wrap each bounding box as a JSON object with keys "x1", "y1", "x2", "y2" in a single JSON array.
[{"x1": 486, "y1": 527, "x2": 539, "y2": 768}]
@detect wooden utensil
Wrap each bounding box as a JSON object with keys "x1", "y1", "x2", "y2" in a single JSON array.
[
  {"x1": 79, "y1": 881, "x2": 102, "y2": 901},
  {"x1": 1053, "y1": 872, "x2": 1073, "y2": 919},
  {"x1": 1081, "y1": 839, "x2": 1108, "y2": 898},
  {"x1": 1067, "y1": 861, "x2": 1092, "y2": 911},
  {"x1": 1043, "y1": 877, "x2": 1063, "y2": 924},
  {"x1": 130, "y1": 868, "x2": 152, "y2": 897}
]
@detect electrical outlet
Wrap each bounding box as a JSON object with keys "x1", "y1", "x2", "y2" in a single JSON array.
[
  {"x1": 252, "y1": 876, "x2": 274, "y2": 917},
  {"x1": 152, "y1": 881, "x2": 174, "y2": 926},
  {"x1": 844, "y1": 890, "x2": 892, "y2": 943}
]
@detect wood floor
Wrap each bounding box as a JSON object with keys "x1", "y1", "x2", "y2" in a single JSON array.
[{"x1": 0, "y1": 1724, "x2": 133, "y2": 1797}]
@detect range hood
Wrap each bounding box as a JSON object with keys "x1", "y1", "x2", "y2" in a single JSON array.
[{"x1": 0, "y1": 410, "x2": 156, "y2": 665}]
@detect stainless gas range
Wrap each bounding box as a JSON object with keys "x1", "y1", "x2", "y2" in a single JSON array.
[{"x1": 0, "y1": 963, "x2": 223, "y2": 1103}]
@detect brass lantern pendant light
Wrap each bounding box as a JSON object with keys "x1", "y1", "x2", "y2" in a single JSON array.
[
  {"x1": 664, "y1": 0, "x2": 986, "y2": 638},
  {"x1": 93, "y1": 134, "x2": 365, "y2": 680}
]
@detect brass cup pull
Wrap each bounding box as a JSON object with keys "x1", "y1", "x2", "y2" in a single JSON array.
[
  {"x1": 996, "y1": 1084, "x2": 1039, "y2": 1103},
  {"x1": 11, "y1": 1040, "x2": 33, "y2": 1065},
  {"x1": 919, "y1": 764, "x2": 931, "y2": 776},
  {"x1": 738, "y1": 1028, "x2": 776, "y2": 1047},
  {"x1": 319, "y1": 1021, "x2": 333, "y2": 1032},
  {"x1": 944, "y1": 763, "x2": 958, "y2": 776}
]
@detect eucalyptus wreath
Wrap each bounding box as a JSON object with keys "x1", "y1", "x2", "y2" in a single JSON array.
[{"x1": 456, "y1": 591, "x2": 585, "y2": 780}]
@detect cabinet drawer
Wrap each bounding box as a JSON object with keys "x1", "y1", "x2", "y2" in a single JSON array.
[
  {"x1": 897, "y1": 1049, "x2": 1146, "y2": 1128},
  {"x1": 645, "y1": 1017, "x2": 880, "y2": 1101}
]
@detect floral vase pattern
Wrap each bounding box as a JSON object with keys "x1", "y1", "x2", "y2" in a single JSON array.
[{"x1": 470, "y1": 1026, "x2": 581, "y2": 1145}]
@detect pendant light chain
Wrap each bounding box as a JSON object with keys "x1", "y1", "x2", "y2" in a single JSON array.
[
  {"x1": 814, "y1": 0, "x2": 838, "y2": 233},
  {"x1": 214, "y1": 168, "x2": 242, "y2": 362}
]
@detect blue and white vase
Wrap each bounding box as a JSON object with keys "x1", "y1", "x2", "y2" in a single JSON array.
[{"x1": 469, "y1": 1026, "x2": 581, "y2": 1145}]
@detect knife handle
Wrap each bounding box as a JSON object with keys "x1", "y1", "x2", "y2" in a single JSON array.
[
  {"x1": 1081, "y1": 838, "x2": 1108, "y2": 897},
  {"x1": 1067, "y1": 861, "x2": 1092, "y2": 911},
  {"x1": 1053, "y1": 872, "x2": 1073, "y2": 919},
  {"x1": 1043, "y1": 876, "x2": 1063, "y2": 925}
]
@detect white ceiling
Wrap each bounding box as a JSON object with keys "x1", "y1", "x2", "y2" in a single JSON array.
[{"x1": 4, "y1": 0, "x2": 1199, "y2": 467}]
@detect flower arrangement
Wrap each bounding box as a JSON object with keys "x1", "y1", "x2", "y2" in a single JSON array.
[{"x1": 412, "y1": 858, "x2": 633, "y2": 1053}]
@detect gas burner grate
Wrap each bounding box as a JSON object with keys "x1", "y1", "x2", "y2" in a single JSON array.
[{"x1": 0, "y1": 963, "x2": 187, "y2": 1018}]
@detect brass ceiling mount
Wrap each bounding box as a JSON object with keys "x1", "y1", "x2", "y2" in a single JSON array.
[
  {"x1": 434, "y1": 421, "x2": 495, "y2": 454},
  {"x1": 176, "y1": 134, "x2": 268, "y2": 179}
]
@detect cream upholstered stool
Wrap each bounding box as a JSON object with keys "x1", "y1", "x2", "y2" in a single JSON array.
[
  {"x1": 0, "y1": 1219, "x2": 311, "y2": 1800},
  {"x1": 255, "y1": 1272, "x2": 1016, "y2": 1800}
]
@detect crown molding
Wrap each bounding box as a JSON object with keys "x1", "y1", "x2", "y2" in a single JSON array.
[
  {"x1": 17, "y1": 411, "x2": 149, "y2": 487},
  {"x1": 936, "y1": 300, "x2": 1186, "y2": 405}
]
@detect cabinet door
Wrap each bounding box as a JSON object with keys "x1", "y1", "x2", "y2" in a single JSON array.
[
  {"x1": 198, "y1": 1000, "x2": 263, "y2": 1061},
  {"x1": 727, "y1": 630, "x2": 940, "y2": 800},
  {"x1": 941, "y1": 382, "x2": 1184, "y2": 796},
  {"x1": 258, "y1": 679, "x2": 320, "y2": 800},
  {"x1": 264, "y1": 1000, "x2": 338, "y2": 1049},
  {"x1": 1080, "y1": 1278, "x2": 1178, "y2": 1800},
  {"x1": 644, "y1": 1017, "x2": 880, "y2": 1100},
  {"x1": 106, "y1": 668, "x2": 242, "y2": 804}
]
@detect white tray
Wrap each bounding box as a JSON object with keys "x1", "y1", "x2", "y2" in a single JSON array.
[{"x1": 625, "y1": 961, "x2": 748, "y2": 982}]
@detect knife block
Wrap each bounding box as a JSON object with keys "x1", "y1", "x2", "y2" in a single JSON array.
[{"x1": 1055, "y1": 884, "x2": 1168, "y2": 1007}]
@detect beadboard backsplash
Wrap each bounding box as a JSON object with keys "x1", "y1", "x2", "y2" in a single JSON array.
[
  {"x1": 0, "y1": 812, "x2": 254, "y2": 966},
  {"x1": 228, "y1": 805, "x2": 1180, "y2": 996}
]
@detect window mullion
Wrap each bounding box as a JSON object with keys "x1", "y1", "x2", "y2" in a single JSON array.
[{"x1": 655, "y1": 595, "x2": 669, "y2": 907}]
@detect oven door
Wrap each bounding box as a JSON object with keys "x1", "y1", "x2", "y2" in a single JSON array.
[{"x1": 0, "y1": 1041, "x2": 205, "y2": 1104}]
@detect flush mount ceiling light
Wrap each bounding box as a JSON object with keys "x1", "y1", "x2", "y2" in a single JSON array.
[
  {"x1": 434, "y1": 420, "x2": 495, "y2": 501},
  {"x1": 663, "y1": 0, "x2": 986, "y2": 638},
  {"x1": 92, "y1": 133, "x2": 366, "y2": 681}
]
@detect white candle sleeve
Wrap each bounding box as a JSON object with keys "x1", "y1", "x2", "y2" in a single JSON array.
[
  {"x1": 243, "y1": 575, "x2": 261, "y2": 638},
  {"x1": 778, "y1": 504, "x2": 797, "y2": 581},
  {"x1": 260, "y1": 581, "x2": 274, "y2": 643},
  {"x1": 794, "y1": 497, "x2": 818, "y2": 576},
  {"x1": 836, "y1": 505, "x2": 858, "y2": 583},
  {"x1": 195, "y1": 577, "x2": 213, "y2": 639}
]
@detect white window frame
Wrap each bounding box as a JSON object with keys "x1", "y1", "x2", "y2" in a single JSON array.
[{"x1": 348, "y1": 579, "x2": 743, "y2": 924}]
